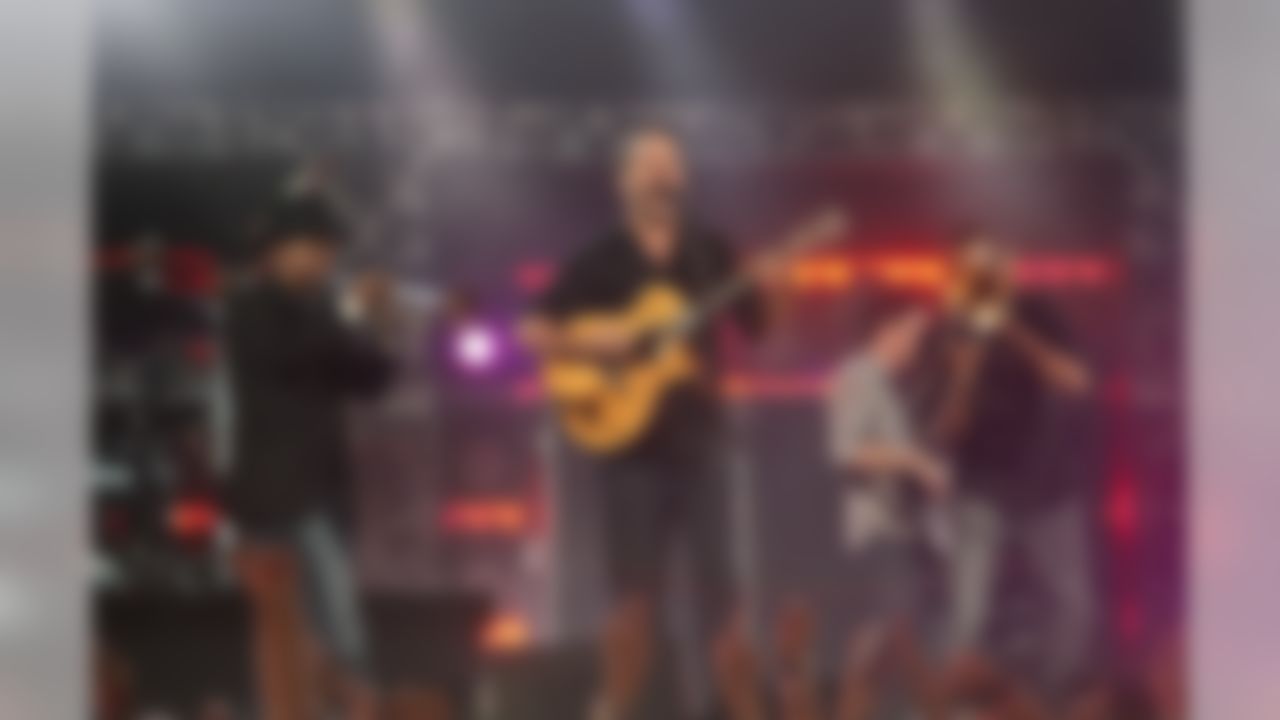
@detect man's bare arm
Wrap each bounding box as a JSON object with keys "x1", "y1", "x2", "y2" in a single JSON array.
[
  {"x1": 844, "y1": 445, "x2": 950, "y2": 498},
  {"x1": 931, "y1": 338, "x2": 984, "y2": 446},
  {"x1": 1006, "y1": 321, "x2": 1091, "y2": 396}
]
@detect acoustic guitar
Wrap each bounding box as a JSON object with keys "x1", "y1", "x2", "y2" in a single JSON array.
[{"x1": 539, "y1": 209, "x2": 849, "y2": 455}]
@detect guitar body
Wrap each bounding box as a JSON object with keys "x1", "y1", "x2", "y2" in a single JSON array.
[
  {"x1": 536, "y1": 206, "x2": 849, "y2": 456},
  {"x1": 541, "y1": 283, "x2": 700, "y2": 455}
]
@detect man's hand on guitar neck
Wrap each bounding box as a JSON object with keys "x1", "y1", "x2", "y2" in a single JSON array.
[
  {"x1": 573, "y1": 323, "x2": 640, "y2": 360},
  {"x1": 745, "y1": 252, "x2": 792, "y2": 295},
  {"x1": 746, "y1": 207, "x2": 851, "y2": 289}
]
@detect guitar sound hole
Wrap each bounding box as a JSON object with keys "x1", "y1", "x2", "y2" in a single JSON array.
[{"x1": 572, "y1": 400, "x2": 603, "y2": 423}]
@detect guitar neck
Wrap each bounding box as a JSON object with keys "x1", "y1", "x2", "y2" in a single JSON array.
[
  {"x1": 666, "y1": 208, "x2": 846, "y2": 341},
  {"x1": 670, "y1": 271, "x2": 757, "y2": 339}
]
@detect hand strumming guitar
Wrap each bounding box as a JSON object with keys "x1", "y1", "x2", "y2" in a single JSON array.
[{"x1": 573, "y1": 322, "x2": 641, "y2": 360}]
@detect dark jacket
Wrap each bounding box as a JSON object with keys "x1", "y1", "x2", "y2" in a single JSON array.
[{"x1": 226, "y1": 280, "x2": 393, "y2": 534}]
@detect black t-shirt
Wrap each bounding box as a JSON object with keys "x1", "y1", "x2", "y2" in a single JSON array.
[
  {"x1": 536, "y1": 222, "x2": 763, "y2": 459},
  {"x1": 933, "y1": 295, "x2": 1084, "y2": 508}
]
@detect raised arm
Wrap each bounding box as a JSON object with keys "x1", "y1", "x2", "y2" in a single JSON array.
[
  {"x1": 1005, "y1": 312, "x2": 1091, "y2": 396},
  {"x1": 929, "y1": 334, "x2": 985, "y2": 447}
]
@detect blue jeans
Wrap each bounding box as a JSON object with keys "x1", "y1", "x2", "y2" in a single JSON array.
[
  {"x1": 945, "y1": 495, "x2": 1095, "y2": 690},
  {"x1": 251, "y1": 511, "x2": 369, "y2": 674}
]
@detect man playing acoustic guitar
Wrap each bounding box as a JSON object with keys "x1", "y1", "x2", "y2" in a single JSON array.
[{"x1": 521, "y1": 124, "x2": 795, "y2": 720}]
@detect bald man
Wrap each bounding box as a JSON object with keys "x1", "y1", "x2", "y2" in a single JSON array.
[{"x1": 523, "y1": 125, "x2": 769, "y2": 720}]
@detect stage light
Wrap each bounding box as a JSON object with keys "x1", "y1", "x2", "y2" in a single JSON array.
[
  {"x1": 440, "y1": 497, "x2": 531, "y2": 537},
  {"x1": 788, "y1": 258, "x2": 857, "y2": 292},
  {"x1": 164, "y1": 245, "x2": 220, "y2": 298},
  {"x1": 480, "y1": 610, "x2": 532, "y2": 655},
  {"x1": 1015, "y1": 256, "x2": 1119, "y2": 288},
  {"x1": 101, "y1": 0, "x2": 175, "y2": 42},
  {"x1": 620, "y1": 0, "x2": 725, "y2": 97},
  {"x1": 451, "y1": 321, "x2": 502, "y2": 375},
  {"x1": 1105, "y1": 475, "x2": 1141, "y2": 540},
  {"x1": 168, "y1": 498, "x2": 220, "y2": 542},
  {"x1": 516, "y1": 262, "x2": 555, "y2": 294},
  {"x1": 872, "y1": 255, "x2": 950, "y2": 291},
  {"x1": 519, "y1": 252, "x2": 1116, "y2": 299},
  {"x1": 1117, "y1": 597, "x2": 1145, "y2": 644}
]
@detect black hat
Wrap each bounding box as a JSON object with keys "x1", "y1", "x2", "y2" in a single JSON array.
[{"x1": 258, "y1": 195, "x2": 345, "y2": 253}]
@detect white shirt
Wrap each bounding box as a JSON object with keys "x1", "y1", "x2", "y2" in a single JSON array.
[{"x1": 826, "y1": 353, "x2": 950, "y2": 551}]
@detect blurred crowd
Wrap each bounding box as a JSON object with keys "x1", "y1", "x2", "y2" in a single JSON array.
[
  {"x1": 698, "y1": 606, "x2": 1183, "y2": 720},
  {"x1": 97, "y1": 608, "x2": 1183, "y2": 720}
]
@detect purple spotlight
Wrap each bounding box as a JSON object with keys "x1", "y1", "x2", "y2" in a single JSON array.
[{"x1": 451, "y1": 321, "x2": 501, "y2": 374}]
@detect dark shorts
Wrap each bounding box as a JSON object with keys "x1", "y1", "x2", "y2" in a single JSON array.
[{"x1": 595, "y1": 445, "x2": 735, "y2": 622}]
